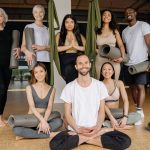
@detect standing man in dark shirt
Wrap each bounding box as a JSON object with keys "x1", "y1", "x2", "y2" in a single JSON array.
[{"x1": 0, "y1": 8, "x2": 20, "y2": 127}]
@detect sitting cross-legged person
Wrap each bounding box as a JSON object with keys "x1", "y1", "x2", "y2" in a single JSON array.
[
  {"x1": 9, "y1": 63, "x2": 63, "y2": 140},
  {"x1": 100, "y1": 62, "x2": 141, "y2": 129},
  {"x1": 50, "y1": 54, "x2": 131, "y2": 150}
]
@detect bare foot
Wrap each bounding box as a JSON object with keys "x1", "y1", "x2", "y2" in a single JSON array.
[
  {"x1": 0, "y1": 120, "x2": 6, "y2": 127},
  {"x1": 98, "y1": 128, "x2": 114, "y2": 136},
  {"x1": 16, "y1": 136, "x2": 24, "y2": 140},
  {"x1": 50, "y1": 132, "x2": 60, "y2": 138},
  {"x1": 3, "y1": 119, "x2": 8, "y2": 124},
  {"x1": 115, "y1": 125, "x2": 133, "y2": 130},
  {"x1": 68, "y1": 131, "x2": 77, "y2": 135}
]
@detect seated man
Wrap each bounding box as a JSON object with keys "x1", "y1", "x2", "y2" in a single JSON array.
[{"x1": 50, "y1": 54, "x2": 131, "y2": 150}]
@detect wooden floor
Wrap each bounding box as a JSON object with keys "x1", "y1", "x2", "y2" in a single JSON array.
[{"x1": 0, "y1": 81, "x2": 150, "y2": 150}]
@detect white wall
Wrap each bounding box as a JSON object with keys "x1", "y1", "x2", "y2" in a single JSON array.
[
  {"x1": 54, "y1": 0, "x2": 71, "y2": 29},
  {"x1": 53, "y1": 0, "x2": 71, "y2": 103}
]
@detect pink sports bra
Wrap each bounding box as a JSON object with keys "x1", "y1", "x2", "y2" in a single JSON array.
[{"x1": 105, "y1": 81, "x2": 120, "y2": 103}]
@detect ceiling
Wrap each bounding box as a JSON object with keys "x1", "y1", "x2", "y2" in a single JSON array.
[
  {"x1": 0, "y1": 0, "x2": 149, "y2": 23},
  {"x1": 72, "y1": 0, "x2": 150, "y2": 13}
]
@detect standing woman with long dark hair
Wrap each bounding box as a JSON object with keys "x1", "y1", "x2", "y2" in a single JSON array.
[
  {"x1": 0, "y1": 8, "x2": 20, "y2": 127},
  {"x1": 56, "y1": 14, "x2": 86, "y2": 83},
  {"x1": 95, "y1": 9, "x2": 125, "y2": 80}
]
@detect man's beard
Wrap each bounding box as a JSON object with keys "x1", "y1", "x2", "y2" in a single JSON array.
[
  {"x1": 127, "y1": 16, "x2": 132, "y2": 22},
  {"x1": 78, "y1": 68, "x2": 90, "y2": 76}
]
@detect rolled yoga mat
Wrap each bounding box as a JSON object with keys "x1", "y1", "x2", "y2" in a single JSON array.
[
  {"x1": 128, "y1": 61, "x2": 149, "y2": 75},
  {"x1": 9, "y1": 30, "x2": 20, "y2": 69},
  {"x1": 8, "y1": 111, "x2": 61, "y2": 128},
  {"x1": 99, "y1": 44, "x2": 129, "y2": 63},
  {"x1": 24, "y1": 27, "x2": 37, "y2": 71}
]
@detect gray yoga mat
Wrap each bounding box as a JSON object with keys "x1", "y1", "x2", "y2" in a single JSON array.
[
  {"x1": 9, "y1": 30, "x2": 20, "y2": 69},
  {"x1": 105, "y1": 108, "x2": 123, "y2": 119},
  {"x1": 99, "y1": 44, "x2": 129, "y2": 63},
  {"x1": 8, "y1": 111, "x2": 61, "y2": 128},
  {"x1": 128, "y1": 61, "x2": 149, "y2": 75},
  {"x1": 24, "y1": 27, "x2": 37, "y2": 71}
]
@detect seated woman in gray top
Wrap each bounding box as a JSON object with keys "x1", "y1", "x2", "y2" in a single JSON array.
[
  {"x1": 13, "y1": 63, "x2": 63, "y2": 140},
  {"x1": 100, "y1": 62, "x2": 141, "y2": 129}
]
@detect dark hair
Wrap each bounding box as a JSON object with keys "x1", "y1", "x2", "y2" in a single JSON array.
[
  {"x1": 96, "y1": 9, "x2": 118, "y2": 35},
  {"x1": 30, "y1": 63, "x2": 48, "y2": 84},
  {"x1": 125, "y1": 7, "x2": 137, "y2": 12},
  {"x1": 75, "y1": 54, "x2": 90, "y2": 65},
  {"x1": 58, "y1": 14, "x2": 83, "y2": 46},
  {"x1": 100, "y1": 62, "x2": 115, "y2": 81}
]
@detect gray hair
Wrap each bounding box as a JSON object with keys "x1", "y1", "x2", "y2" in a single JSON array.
[
  {"x1": 0, "y1": 8, "x2": 8, "y2": 27},
  {"x1": 32, "y1": 5, "x2": 45, "y2": 16}
]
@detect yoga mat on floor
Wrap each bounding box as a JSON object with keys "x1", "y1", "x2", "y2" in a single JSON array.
[
  {"x1": 105, "y1": 108, "x2": 123, "y2": 119},
  {"x1": 24, "y1": 27, "x2": 37, "y2": 71},
  {"x1": 99, "y1": 44, "x2": 129, "y2": 63},
  {"x1": 8, "y1": 111, "x2": 61, "y2": 128},
  {"x1": 9, "y1": 30, "x2": 20, "y2": 69},
  {"x1": 128, "y1": 61, "x2": 149, "y2": 75}
]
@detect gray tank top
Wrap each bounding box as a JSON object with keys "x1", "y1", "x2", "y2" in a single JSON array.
[{"x1": 30, "y1": 85, "x2": 53, "y2": 108}]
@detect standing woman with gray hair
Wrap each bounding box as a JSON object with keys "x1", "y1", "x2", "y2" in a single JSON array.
[
  {"x1": 21, "y1": 5, "x2": 51, "y2": 84},
  {"x1": 0, "y1": 8, "x2": 20, "y2": 127}
]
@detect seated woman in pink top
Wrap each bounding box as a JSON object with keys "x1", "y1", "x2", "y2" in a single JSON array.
[
  {"x1": 95, "y1": 9, "x2": 125, "y2": 80},
  {"x1": 100, "y1": 62, "x2": 141, "y2": 129}
]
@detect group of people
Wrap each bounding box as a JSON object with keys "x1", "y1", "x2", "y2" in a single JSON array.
[{"x1": 0, "y1": 3, "x2": 150, "y2": 150}]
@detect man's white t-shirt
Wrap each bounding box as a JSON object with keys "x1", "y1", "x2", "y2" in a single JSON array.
[
  {"x1": 122, "y1": 21, "x2": 150, "y2": 66},
  {"x1": 60, "y1": 78, "x2": 108, "y2": 131},
  {"x1": 25, "y1": 23, "x2": 50, "y2": 62}
]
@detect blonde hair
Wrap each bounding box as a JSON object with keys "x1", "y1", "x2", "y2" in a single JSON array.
[
  {"x1": 0, "y1": 8, "x2": 8, "y2": 27},
  {"x1": 32, "y1": 5, "x2": 45, "y2": 16}
]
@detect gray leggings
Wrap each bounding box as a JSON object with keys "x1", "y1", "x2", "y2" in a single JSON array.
[
  {"x1": 13, "y1": 118, "x2": 63, "y2": 139},
  {"x1": 105, "y1": 108, "x2": 141, "y2": 127}
]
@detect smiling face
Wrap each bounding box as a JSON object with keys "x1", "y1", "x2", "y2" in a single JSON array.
[
  {"x1": 102, "y1": 10, "x2": 112, "y2": 23},
  {"x1": 125, "y1": 8, "x2": 137, "y2": 22},
  {"x1": 75, "y1": 55, "x2": 91, "y2": 76},
  {"x1": 32, "y1": 6, "x2": 45, "y2": 21},
  {"x1": 101, "y1": 63, "x2": 115, "y2": 79},
  {"x1": 34, "y1": 66, "x2": 47, "y2": 82},
  {"x1": 65, "y1": 17, "x2": 75, "y2": 31}
]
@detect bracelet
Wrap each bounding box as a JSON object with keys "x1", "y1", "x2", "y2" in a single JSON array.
[{"x1": 123, "y1": 115, "x2": 128, "y2": 118}]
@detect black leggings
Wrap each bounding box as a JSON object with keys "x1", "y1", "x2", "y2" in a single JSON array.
[
  {"x1": 59, "y1": 53, "x2": 78, "y2": 83},
  {"x1": 0, "y1": 66, "x2": 12, "y2": 115},
  {"x1": 101, "y1": 130, "x2": 131, "y2": 150},
  {"x1": 50, "y1": 130, "x2": 131, "y2": 150}
]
